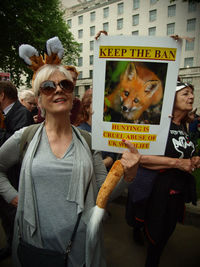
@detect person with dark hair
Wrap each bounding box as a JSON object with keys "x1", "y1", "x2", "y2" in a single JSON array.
[
  {"x1": 0, "y1": 80, "x2": 34, "y2": 261},
  {"x1": 0, "y1": 81, "x2": 34, "y2": 145},
  {"x1": 70, "y1": 97, "x2": 81, "y2": 125},
  {"x1": 65, "y1": 65, "x2": 82, "y2": 126},
  {"x1": 126, "y1": 81, "x2": 200, "y2": 266},
  {"x1": 77, "y1": 89, "x2": 118, "y2": 171},
  {"x1": 76, "y1": 88, "x2": 93, "y2": 131}
]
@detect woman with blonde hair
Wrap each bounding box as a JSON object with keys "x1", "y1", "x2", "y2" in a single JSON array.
[{"x1": 0, "y1": 60, "x2": 140, "y2": 267}]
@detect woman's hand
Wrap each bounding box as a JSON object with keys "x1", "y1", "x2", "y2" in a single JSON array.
[
  {"x1": 11, "y1": 196, "x2": 18, "y2": 207},
  {"x1": 170, "y1": 34, "x2": 194, "y2": 42},
  {"x1": 33, "y1": 115, "x2": 38, "y2": 123},
  {"x1": 191, "y1": 156, "x2": 200, "y2": 171},
  {"x1": 176, "y1": 158, "x2": 195, "y2": 173},
  {"x1": 95, "y1": 30, "x2": 108, "y2": 40},
  {"x1": 120, "y1": 140, "x2": 140, "y2": 182}
]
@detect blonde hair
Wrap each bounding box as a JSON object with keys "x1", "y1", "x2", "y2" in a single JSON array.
[
  {"x1": 33, "y1": 64, "x2": 73, "y2": 97},
  {"x1": 18, "y1": 89, "x2": 35, "y2": 101},
  {"x1": 33, "y1": 64, "x2": 73, "y2": 117}
]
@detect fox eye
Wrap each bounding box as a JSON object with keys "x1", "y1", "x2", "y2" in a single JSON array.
[
  {"x1": 134, "y1": 98, "x2": 139, "y2": 103},
  {"x1": 124, "y1": 91, "x2": 129, "y2": 97}
]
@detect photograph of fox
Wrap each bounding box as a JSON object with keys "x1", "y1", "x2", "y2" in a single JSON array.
[{"x1": 104, "y1": 61, "x2": 168, "y2": 124}]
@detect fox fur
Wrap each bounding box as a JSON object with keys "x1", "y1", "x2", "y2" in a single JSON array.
[{"x1": 104, "y1": 62, "x2": 163, "y2": 121}]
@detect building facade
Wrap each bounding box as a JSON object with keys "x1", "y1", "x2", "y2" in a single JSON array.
[{"x1": 62, "y1": 0, "x2": 200, "y2": 112}]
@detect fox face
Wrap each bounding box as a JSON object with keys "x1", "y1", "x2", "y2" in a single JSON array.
[{"x1": 105, "y1": 62, "x2": 163, "y2": 121}]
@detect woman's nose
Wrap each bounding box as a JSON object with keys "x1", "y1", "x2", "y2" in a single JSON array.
[{"x1": 55, "y1": 84, "x2": 62, "y2": 93}]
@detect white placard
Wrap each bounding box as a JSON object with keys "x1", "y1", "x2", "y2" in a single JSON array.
[{"x1": 92, "y1": 35, "x2": 182, "y2": 155}]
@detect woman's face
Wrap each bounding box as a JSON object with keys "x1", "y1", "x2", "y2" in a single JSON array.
[
  {"x1": 174, "y1": 86, "x2": 194, "y2": 113},
  {"x1": 38, "y1": 71, "x2": 74, "y2": 116}
]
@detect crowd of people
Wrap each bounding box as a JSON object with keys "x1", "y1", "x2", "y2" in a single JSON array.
[{"x1": 0, "y1": 35, "x2": 200, "y2": 267}]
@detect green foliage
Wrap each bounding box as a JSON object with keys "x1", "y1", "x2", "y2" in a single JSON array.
[{"x1": 0, "y1": 0, "x2": 80, "y2": 88}]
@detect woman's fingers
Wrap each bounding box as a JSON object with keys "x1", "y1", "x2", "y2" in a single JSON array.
[
  {"x1": 121, "y1": 139, "x2": 141, "y2": 182},
  {"x1": 122, "y1": 139, "x2": 139, "y2": 154}
]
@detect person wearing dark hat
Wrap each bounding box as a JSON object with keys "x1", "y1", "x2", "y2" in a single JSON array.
[
  {"x1": 0, "y1": 80, "x2": 34, "y2": 261},
  {"x1": 126, "y1": 80, "x2": 200, "y2": 267}
]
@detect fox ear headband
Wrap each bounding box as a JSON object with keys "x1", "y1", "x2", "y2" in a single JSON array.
[{"x1": 19, "y1": 36, "x2": 64, "y2": 75}]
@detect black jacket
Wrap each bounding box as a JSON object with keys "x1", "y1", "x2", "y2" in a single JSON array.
[
  {"x1": 0, "y1": 100, "x2": 34, "y2": 189},
  {"x1": 0, "y1": 100, "x2": 34, "y2": 146}
]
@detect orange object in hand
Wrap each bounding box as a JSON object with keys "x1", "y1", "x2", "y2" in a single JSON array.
[{"x1": 96, "y1": 160, "x2": 124, "y2": 209}]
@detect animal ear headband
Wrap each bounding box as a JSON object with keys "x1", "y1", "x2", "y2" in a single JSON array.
[{"x1": 19, "y1": 36, "x2": 64, "y2": 74}]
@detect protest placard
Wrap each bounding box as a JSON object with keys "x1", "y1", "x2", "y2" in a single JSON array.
[{"x1": 92, "y1": 35, "x2": 182, "y2": 155}]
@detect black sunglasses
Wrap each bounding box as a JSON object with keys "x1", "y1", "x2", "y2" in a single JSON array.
[{"x1": 39, "y1": 79, "x2": 74, "y2": 95}]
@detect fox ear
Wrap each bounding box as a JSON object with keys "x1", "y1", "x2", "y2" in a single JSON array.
[
  {"x1": 144, "y1": 80, "x2": 160, "y2": 96},
  {"x1": 124, "y1": 62, "x2": 137, "y2": 81}
]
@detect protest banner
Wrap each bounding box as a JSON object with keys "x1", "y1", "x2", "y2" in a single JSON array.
[{"x1": 92, "y1": 35, "x2": 182, "y2": 155}]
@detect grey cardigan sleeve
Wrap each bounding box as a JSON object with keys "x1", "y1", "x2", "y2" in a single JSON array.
[{"x1": 0, "y1": 128, "x2": 25, "y2": 203}]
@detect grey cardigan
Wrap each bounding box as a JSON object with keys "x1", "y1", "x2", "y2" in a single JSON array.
[{"x1": 0, "y1": 123, "x2": 128, "y2": 267}]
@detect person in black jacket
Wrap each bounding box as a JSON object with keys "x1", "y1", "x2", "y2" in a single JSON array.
[
  {"x1": 0, "y1": 80, "x2": 34, "y2": 260},
  {"x1": 126, "y1": 81, "x2": 200, "y2": 266}
]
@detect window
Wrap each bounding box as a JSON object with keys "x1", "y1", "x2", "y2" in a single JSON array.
[
  {"x1": 148, "y1": 27, "x2": 156, "y2": 36},
  {"x1": 132, "y1": 14, "x2": 139, "y2": 26},
  {"x1": 78, "y1": 29, "x2": 83, "y2": 38},
  {"x1": 188, "y1": 2, "x2": 196, "y2": 12},
  {"x1": 168, "y1": 5, "x2": 176, "y2": 17},
  {"x1": 90, "y1": 40, "x2": 94, "y2": 51},
  {"x1": 74, "y1": 86, "x2": 79, "y2": 97},
  {"x1": 90, "y1": 11, "x2": 95, "y2": 22},
  {"x1": 78, "y1": 71, "x2": 82, "y2": 79},
  {"x1": 89, "y1": 55, "x2": 93, "y2": 65},
  {"x1": 132, "y1": 30, "x2": 139, "y2": 35},
  {"x1": 117, "y1": 18, "x2": 123, "y2": 30},
  {"x1": 103, "y1": 22, "x2": 109, "y2": 32},
  {"x1": 133, "y1": 0, "x2": 140, "y2": 9},
  {"x1": 167, "y1": 23, "x2": 175, "y2": 35},
  {"x1": 187, "y1": 19, "x2": 196, "y2": 31},
  {"x1": 185, "y1": 40, "x2": 194, "y2": 51},
  {"x1": 103, "y1": 7, "x2": 109, "y2": 18},
  {"x1": 78, "y1": 57, "x2": 83, "y2": 67},
  {"x1": 150, "y1": 0, "x2": 157, "y2": 4},
  {"x1": 79, "y1": 43, "x2": 83, "y2": 52},
  {"x1": 182, "y1": 77, "x2": 192, "y2": 84},
  {"x1": 90, "y1": 26, "x2": 95, "y2": 36},
  {"x1": 118, "y1": 3, "x2": 124, "y2": 15},
  {"x1": 184, "y1": 57, "x2": 193, "y2": 68},
  {"x1": 78, "y1": 15, "x2": 83, "y2": 25},
  {"x1": 149, "y1": 9, "x2": 157, "y2": 22},
  {"x1": 67, "y1": 19, "x2": 71, "y2": 28},
  {"x1": 89, "y1": 70, "x2": 93, "y2": 79}
]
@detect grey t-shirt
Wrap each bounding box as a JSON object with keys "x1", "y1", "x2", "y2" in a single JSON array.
[{"x1": 32, "y1": 128, "x2": 86, "y2": 266}]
